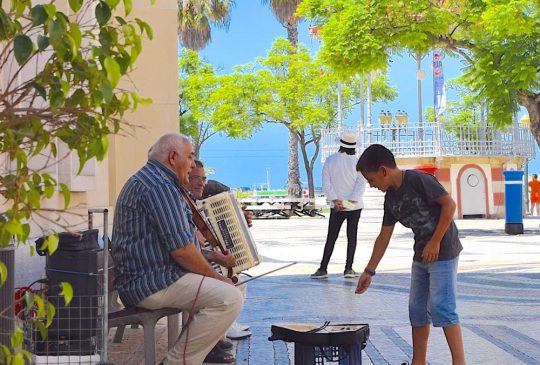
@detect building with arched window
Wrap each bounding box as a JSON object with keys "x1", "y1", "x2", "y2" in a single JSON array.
[{"x1": 322, "y1": 120, "x2": 536, "y2": 219}]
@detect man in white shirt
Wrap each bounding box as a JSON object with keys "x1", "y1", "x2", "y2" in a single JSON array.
[{"x1": 311, "y1": 133, "x2": 366, "y2": 279}]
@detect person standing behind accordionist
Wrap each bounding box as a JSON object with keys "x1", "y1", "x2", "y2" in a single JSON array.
[
  {"x1": 188, "y1": 160, "x2": 253, "y2": 332},
  {"x1": 184, "y1": 159, "x2": 251, "y2": 363},
  {"x1": 112, "y1": 133, "x2": 243, "y2": 365}
]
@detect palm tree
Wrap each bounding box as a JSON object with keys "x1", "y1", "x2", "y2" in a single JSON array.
[
  {"x1": 263, "y1": 0, "x2": 303, "y2": 197},
  {"x1": 264, "y1": 0, "x2": 302, "y2": 46},
  {"x1": 178, "y1": 0, "x2": 233, "y2": 50}
]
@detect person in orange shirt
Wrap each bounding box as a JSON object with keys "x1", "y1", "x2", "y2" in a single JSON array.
[{"x1": 529, "y1": 174, "x2": 540, "y2": 216}]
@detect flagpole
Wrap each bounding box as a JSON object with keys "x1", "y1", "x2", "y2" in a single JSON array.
[
  {"x1": 415, "y1": 53, "x2": 426, "y2": 144},
  {"x1": 433, "y1": 51, "x2": 438, "y2": 125},
  {"x1": 432, "y1": 50, "x2": 446, "y2": 156}
]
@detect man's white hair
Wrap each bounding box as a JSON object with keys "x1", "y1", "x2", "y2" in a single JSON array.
[{"x1": 148, "y1": 133, "x2": 189, "y2": 162}]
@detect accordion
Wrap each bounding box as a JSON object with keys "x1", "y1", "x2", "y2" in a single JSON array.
[{"x1": 197, "y1": 191, "x2": 262, "y2": 274}]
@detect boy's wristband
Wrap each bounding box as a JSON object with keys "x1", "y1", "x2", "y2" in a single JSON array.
[{"x1": 364, "y1": 268, "x2": 376, "y2": 277}]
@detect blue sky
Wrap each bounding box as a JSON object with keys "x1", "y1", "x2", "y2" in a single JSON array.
[{"x1": 195, "y1": 0, "x2": 539, "y2": 189}]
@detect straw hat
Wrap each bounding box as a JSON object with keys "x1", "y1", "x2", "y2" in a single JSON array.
[{"x1": 339, "y1": 132, "x2": 357, "y2": 148}]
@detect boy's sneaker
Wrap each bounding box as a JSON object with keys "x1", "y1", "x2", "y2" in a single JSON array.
[
  {"x1": 310, "y1": 268, "x2": 328, "y2": 279},
  {"x1": 343, "y1": 269, "x2": 357, "y2": 278}
]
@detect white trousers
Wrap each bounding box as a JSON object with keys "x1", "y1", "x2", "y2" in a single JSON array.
[
  {"x1": 181, "y1": 281, "x2": 247, "y2": 337},
  {"x1": 138, "y1": 273, "x2": 243, "y2": 365}
]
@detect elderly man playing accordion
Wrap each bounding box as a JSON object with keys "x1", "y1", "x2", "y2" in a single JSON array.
[{"x1": 112, "y1": 133, "x2": 243, "y2": 365}]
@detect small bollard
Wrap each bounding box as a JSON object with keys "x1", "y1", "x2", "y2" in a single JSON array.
[{"x1": 503, "y1": 170, "x2": 524, "y2": 235}]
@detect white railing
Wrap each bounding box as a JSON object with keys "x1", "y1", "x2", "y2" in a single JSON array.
[{"x1": 321, "y1": 123, "x2": 537, "y2": 162}]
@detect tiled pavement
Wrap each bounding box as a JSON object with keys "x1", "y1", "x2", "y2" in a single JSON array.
[{"x1": 108, "y1": 197, "x2": 540, "y2": 365}]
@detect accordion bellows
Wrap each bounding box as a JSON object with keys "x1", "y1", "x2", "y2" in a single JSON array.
[{"x1": 197, "y1": 191, "x2": 262, "y2": 274}]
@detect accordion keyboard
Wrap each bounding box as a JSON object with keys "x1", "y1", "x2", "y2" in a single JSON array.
[{"x1": 198, "y1": 191, "x2": 262, "y2": 274}]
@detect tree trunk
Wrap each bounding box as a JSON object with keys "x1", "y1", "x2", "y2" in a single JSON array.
[
  {"x1": 193, "y1": 132, "x2": 202, "y2": 159},
  {"x1": 519, "y1": 93, "x2": 540, "y2": 149},
  {"x1": 298, "y1": 132, "x2": 313, "y2": 199},
  {"x1": 296, "y1": 129, "x2": 322, "y2": 199},
  {"x1": 285, "y1": 20, "x2": 298, "y2": 48},
  {"x1": 285, "y1": 19, "x2": 302, "y2": 197},
  {"x1": 287, "y1": 132, "x2": 302, "y2": 197},
  {"x1": 519, "y1": 93, "x2": 540, "y2": 147},
  {"x1": 309, "y1": 133, "x2": 321, "y2": 199},
  {"x1": 193, "y1": 143, "x2": 201, "y2": 159}
]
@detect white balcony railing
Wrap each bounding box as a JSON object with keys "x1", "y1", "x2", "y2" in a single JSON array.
[{"x1": 321, "y1": 123, "x2": 537, "y2": 163}]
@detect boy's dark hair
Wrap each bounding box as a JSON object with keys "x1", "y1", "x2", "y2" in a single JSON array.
[
  {"x1": 194, "y1": 159, "x2": 204, "y2": 168},
  {"x1": 338, "y1": 146, "x2": 356, "y2": 155},
  {"x1": 534, "y1": 174, "x2": 538, "y2": 179},
  {"x1": 356, "y1": 144, "x2": 397, "y2": 172}
]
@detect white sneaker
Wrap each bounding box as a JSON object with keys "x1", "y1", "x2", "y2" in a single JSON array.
[
  {"x1": 235, "y1": 322, "x2": 250, "y2": 331},
  {"x1": 226, "y1": 324, "x2": 252, "y2": 340}
]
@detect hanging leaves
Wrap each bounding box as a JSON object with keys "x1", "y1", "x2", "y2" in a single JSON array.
[
  {"x1": 1, "y1": 0, "x2": 155, "y2": 359},
  {"x1": 13, "y1": 34, "x2": 33, "y2": 64},
  {"x1": 59, "y1": 282, "x2": 74, "y2": 306},
  {"x1": 95, "y1": 1, "x2": 112, "y2": 26}
]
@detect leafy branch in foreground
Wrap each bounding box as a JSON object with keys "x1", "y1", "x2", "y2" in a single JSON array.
[
  {"x1": 1, "y1": 0, "x2": 153, "y2": 246},
  {"x1": 1, "y1": 0, "x2": 154, "y2": 360}
]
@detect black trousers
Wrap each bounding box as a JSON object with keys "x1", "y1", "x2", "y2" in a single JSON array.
[{"x1": 319, "y1": 208, "x2": 362, "y2": 271}]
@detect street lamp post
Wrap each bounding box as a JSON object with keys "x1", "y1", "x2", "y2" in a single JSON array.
[
  {"x1": 266, "y1": 167, "x2": 271, "y2": 191},
  {"x1": 521, "y1": 114, "x2": 530, "y2": 214},
  {"x1": 337, "y1": 81, "x2": 343, "y2": 126},
  {"x1": 359, "y1": 74, "x2": 365, "y2": 128},
  {"x1": 367, "y1": 72, "x2": 373, "y2": 144}
]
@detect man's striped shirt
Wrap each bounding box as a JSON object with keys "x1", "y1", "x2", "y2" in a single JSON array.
[{"x1": 112, "y1": 159, "x2": 196, "y2": 307}]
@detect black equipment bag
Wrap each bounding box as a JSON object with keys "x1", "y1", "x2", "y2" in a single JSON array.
[
  {"x1": 35, "y1": 229, "x2": 99, "y2": 256},
  {"x1": 33, "y1": 229, "x2": 102, "y2": 355}
]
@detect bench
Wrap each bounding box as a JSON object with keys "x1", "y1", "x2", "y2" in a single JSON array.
[
  {"x1": 108, "y1": 303, "x2": 181, "y2": 365},
  {"x1": 245, "y1": 203, "x2": 293, "y2": 218},
  {"x1": 107, "y1": 268, "x2": 181, "y2": 365},
  {"x1": 290, "y1": 201, "x2": 325, "y2": 218}
]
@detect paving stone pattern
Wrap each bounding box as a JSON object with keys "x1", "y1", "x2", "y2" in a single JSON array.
[{"x1": 109, "y1": 190, "x2": 540, "y2": 365}]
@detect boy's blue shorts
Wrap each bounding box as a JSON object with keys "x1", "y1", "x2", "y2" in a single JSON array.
[{"x1": 409, "y1": 256, "x2": 460, "y2": 327}]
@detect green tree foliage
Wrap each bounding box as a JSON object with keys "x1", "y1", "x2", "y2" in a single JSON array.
[
  {"x1": 179, "y1": 49, "x2": 257, "y2": 157},
  {"x1": 179, "y1": 49, "x2": 219, "y2": 157},
  {"x1": 210, "y1": 38, "x2": 397, "y2": 197},
  {"x1": 298, "y1": 0, "x2": 540, "y2": 147},
  {"x1": 0, "y1": 1, "x2": 153, "y2": 360}
]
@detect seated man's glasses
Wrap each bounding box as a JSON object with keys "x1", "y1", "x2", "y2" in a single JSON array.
[{"x1": 190, "y1": 175, "x2": 207, "y2": 183}]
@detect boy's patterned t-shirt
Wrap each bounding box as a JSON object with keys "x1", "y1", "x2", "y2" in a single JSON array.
[{"x1": 382, "y1": 169, "x2": 463, "y2": 262}]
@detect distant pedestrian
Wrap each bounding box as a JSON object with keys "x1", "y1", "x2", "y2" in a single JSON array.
[
  {"x1": 529, "y1": 174, "x2": 540, "y2": 216},
  {"x1": 311, "y1": 132, "x2": 366, "y2": 279},
  {"x1": 355, "y1": 144, "x2": 466, "y2": 365}
]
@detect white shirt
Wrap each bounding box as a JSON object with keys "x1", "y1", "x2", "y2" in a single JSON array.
[{"x1": 322, "y1": 151, "x2": 366, "y2": 211}]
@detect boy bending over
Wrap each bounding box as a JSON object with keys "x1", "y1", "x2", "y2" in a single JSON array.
[{"x1": 355, "y1": 144, "x2": 466, "y2": 365}]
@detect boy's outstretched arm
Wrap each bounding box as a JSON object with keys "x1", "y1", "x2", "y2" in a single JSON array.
[
  {"x1": 422, "y1": 194, "x2": 456, "y2": 263},
  {"x1": 356, "y1": 225, "x2": 394, "y2": 294}
]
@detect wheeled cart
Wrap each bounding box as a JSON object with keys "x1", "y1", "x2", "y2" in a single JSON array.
[{"x1": 23, "y1": 209, "x2": 112, "y2": 364}]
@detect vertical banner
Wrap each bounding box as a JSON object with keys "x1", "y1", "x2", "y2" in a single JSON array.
[{"x1": 433, "y1": 50, "x2": 446, "y2": 120}]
